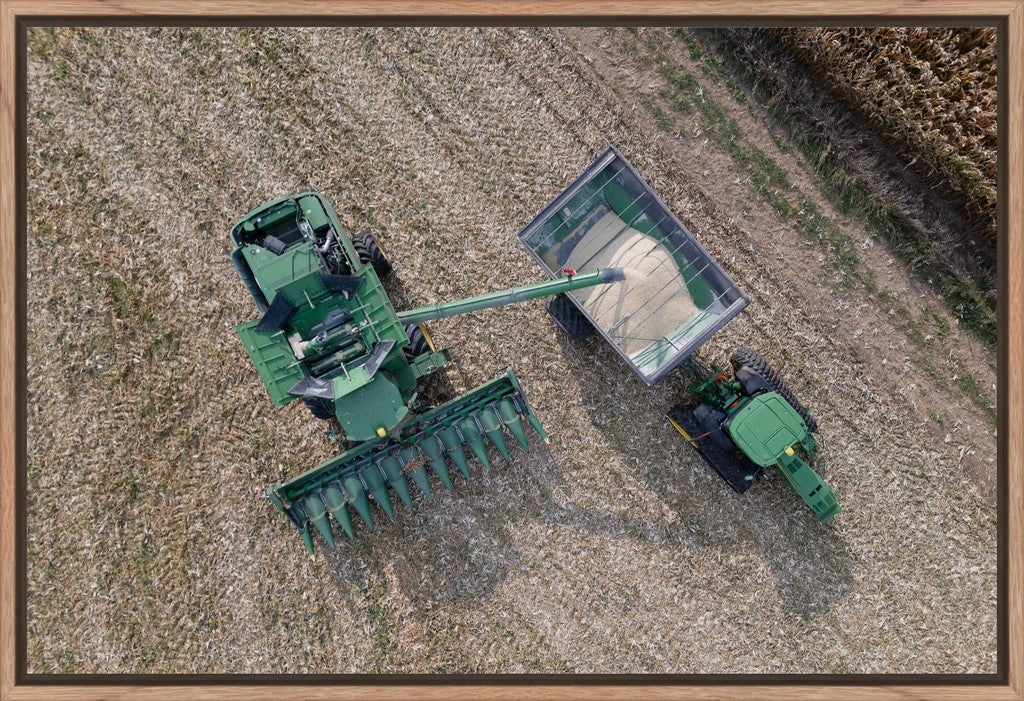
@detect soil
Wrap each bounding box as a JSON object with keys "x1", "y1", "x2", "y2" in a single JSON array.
[{"x1": 24, "y1": 26, "x2": 996, "y2": 675}]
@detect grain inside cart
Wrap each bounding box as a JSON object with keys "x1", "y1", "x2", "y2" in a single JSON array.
[
  {"x1": 519, "y1": 146, "x2": 749, "y2": 384},
  {"x1": 520, "y1": 145, "x2": 840, "y2": 522}
]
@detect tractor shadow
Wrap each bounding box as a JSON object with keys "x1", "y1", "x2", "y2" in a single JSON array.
[{"x1": 551, "y1": 334, "x2": 856, "y2": 621}]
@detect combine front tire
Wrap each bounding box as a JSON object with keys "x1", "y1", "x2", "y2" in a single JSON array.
[
  {"x1": 730, "y1": 346, "x2": 818, "y2": 433},
  {"x1": 404, "y1": 323, "x2": 431, "y2": 360},
  {"x1": 354, "y1": 230, "x2": 392, "y2": 276}
]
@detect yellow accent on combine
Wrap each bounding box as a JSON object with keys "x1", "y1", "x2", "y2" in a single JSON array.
[
  {"x1": 376, "y1": 427, "x2": 387, "y2": 438},
  {"x1": 667, "y1": 416, "x2": 699, "y2": 448},
  {"x1": 784, "y1": 446, "x2": 795, "y2": 456},
  {"x1": 418, "y1": 323, "x2": 437, "y2": 352}
]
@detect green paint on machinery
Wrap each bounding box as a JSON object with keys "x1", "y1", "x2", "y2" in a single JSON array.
[
  {"x1": 234, "y1": 145, "x2": 841, "y2": 558},
  {"x1": 519, "y1": 145, "x2": 840, "y2": 523},
  {"x1": 666, "y1": 347, "x2": 840, "y2": 523},
  {"x1": 229, "y1": 190, "x2": 623, "y2": 556}
]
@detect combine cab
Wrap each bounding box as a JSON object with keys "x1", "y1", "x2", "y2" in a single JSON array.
[{"x1": 230, "y1": 191, "x2": 622, "y2": 555}]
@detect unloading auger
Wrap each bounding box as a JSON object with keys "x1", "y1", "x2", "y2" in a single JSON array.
[{"x1": 229, "y1": 190, "x2": 623, "y2": 556}]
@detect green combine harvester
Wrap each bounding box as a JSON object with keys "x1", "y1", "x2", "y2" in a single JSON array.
[
  {"x1": 230, "y1": 146, "x2": 839, "y2": 556},
  {"x1": 229, "y1": 190, "x2": 623, "y2": 555}
]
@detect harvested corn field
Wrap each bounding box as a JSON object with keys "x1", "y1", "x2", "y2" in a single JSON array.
[{"x1": 26, "y1": 26, "x2": 996, "y2": 675}]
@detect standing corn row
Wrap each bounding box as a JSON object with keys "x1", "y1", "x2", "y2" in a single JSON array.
[{"x1": 776, "y1": 27, "x2": 997, "y2": 245}]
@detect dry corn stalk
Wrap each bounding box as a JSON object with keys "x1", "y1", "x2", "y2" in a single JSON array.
[{"x1": 778, "y1": 28, "x2": 996, "y2": 245}]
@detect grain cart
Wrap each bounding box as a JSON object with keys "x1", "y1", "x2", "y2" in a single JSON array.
[
  {"x1": 518, "y1": 145, "x2": 840, "y2": 522},
  {"x1": 230, "y1": 191, "x2": 623, "y2": 555}
]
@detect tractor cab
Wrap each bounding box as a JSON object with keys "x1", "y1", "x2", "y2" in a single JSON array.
[{"x1": 726, "y1": 392, "x2": 814, "y2": 468}]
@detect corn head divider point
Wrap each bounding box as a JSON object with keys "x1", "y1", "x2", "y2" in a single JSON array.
[{"x1": 231, "y1": 145, "x2": 840, "y2": 557}]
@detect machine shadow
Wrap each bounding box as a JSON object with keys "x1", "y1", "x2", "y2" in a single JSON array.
[
  {"x1": 556, "y1": 334, "x2": 856, "y2": 621},
  {"x1": 321, "y1": 327, "x2": 852, "y2": 625}
]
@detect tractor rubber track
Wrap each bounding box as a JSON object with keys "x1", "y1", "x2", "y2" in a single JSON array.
[
  {"x1": 667, "y1": 404, "x2": 762, "y2": 494},
  {"x1": 730, "y1": 346, "x2": 819, "y2": 433}
]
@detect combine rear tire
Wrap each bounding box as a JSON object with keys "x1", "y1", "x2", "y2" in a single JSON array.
[
  {"x1": 730, "y1": 346, "x2": 818, "y2": 433},
  {"x1": 354, "y1": 230, "x2": 392, "y2": 276},
  {"x1": 546, "y1": 293, "x2": 593, "y2": 341},
  {"x1": 404, "y1": 323, "x2": 430, "y2": 361},
  {"x1": 302, "y1": 397, "x2": 334, "y2": 421}
]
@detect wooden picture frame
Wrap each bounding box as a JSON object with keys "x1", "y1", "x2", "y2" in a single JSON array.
[{"x1": 1, "y1": 2, "x2": 1020, "y2": 699}]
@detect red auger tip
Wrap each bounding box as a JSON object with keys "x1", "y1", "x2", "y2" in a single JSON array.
[{"x1": 562, "y1": 268, "x2": 576, "y2": 277}]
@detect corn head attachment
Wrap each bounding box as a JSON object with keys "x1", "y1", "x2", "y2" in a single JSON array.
[
  {"x1": 229, "y1": 190, "x2": 622, "y2": 555},
  {"x1": 269, "y1": 369, "x2": 545, "y2": 556}
]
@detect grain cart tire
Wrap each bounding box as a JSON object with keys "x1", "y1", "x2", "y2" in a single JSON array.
[
  {"x1": 353, "y1": 230, "x2": 392, "y2": 276},
  {"x1": 730, "y1": 346, "x2": 818, "y2": 433},
  {"x1": 546, "y1": 293, "x2": 593, "y2": 341},
  {"x1": 403, "y1": 323, "x2": 430, "y2": 360},
  {"x1": 302, "y1": 396, "x2": 334, "y2": 421}
]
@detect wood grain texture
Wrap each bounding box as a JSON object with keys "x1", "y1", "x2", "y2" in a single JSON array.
[
  {"x1": 1, "y1": 1, "x2": 17, "y2": 699},
  {"x1": 0, "y1": 0, "x2": 1020, "y2": 18},
  {"x1": 0, "y1": 685, "x2": 1022, "y2": 701},
  {"x1": 0, "y1": 0, "x2": 1021, "y2": 700}
]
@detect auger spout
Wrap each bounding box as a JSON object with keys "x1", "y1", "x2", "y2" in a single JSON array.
[{"x1": 395, "y1": 268, "x2": 623, "y2": 326}]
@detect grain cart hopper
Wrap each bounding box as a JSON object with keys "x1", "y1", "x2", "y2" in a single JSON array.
[
  {"x1": 230, "y1": 191, "x2": 623, "y2": 555},
  {"x1": 518, "y1": 145, "x2": 840, "y2": 522}
]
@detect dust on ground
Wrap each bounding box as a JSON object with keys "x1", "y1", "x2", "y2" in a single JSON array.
[{"x1": 26, "y1": 26, "x2": 996, "y2": 674}]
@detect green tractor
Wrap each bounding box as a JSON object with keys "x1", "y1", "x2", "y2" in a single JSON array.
[
  {"x1": 229, "y1": 190, "x2": 623, "y2": 556},
  {"x1": 667, "y1": 349, "x2": 839, "y2": 522}
]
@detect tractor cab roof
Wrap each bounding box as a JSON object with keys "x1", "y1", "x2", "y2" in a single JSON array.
[{"x1": 727, "y1": 392, "x2": 809, "y2": 467}]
